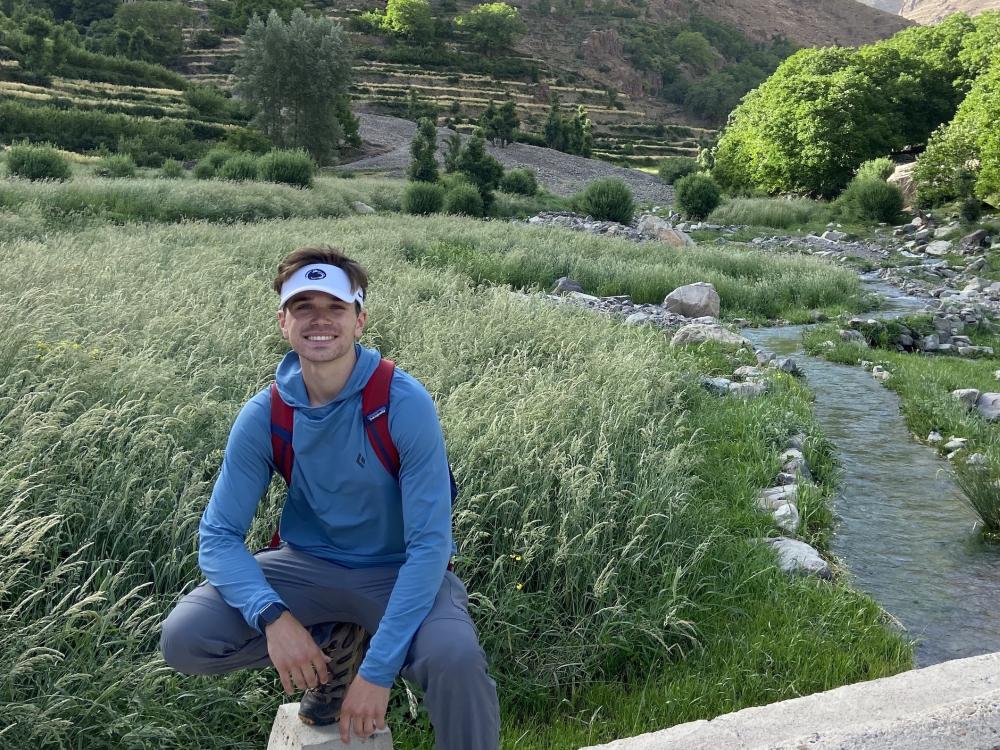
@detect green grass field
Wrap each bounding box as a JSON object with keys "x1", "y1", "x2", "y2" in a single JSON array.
[{"x1": 0, "y1": 184, "x2": 911, "y2": 749}]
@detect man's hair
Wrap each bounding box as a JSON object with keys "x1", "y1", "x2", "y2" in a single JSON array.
[{"x1": 273, "y1": 245, "x2": 369, "y2": 311}]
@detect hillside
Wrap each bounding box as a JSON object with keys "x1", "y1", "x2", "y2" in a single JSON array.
[
  {"x1": 857, "y1": 0, "x2": 1000, "y2": 23},
  {"x1": 179, "y1": 0, "x2": 911, "y2": 167}
]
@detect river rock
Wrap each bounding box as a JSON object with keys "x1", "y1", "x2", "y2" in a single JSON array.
[
  {"x1": 952, "y1": 388, "x2": 982, "y2": 408},
  {"x1": 960, "y1": 229, "x2": 989, "y2": 249},
  {"x1": 733, "y1": 366, "x2": 764, "y2": 380},
  {"x1": 764, "y1": 538, "x2": 832, "y2": 579},
  {"x1": 943, "y1": 437, "x2": 968, "y2": 451},
  {"x1": 701, "y1": 377, "x2": 732, "y2": 396},
  {"x1": 552, "y1": 276, "x2": 584, "y2": 294},
  {"x1": 888, "y1": 163, "x2": 917, "y2": 207},
  {"x1": 771, "y1": 502, "x2": 801, "y2": 535},
  {"x1": 925, "y1": 240, "x2": 952, "y2": 256},
  {"x1": 967, "y1": 452, "x2": 988, "y2": 466},
  {"x1": 759, "y1": 485, "x2": 798, "y2": 510},
  {"x1": 781, "y1": 450, "x2": 813, "y2": 481},
  {"x1": 975, "y1": 393, "x2": 1000, "y2": 421},
  {"x1": 769, "y1": 357, "x2": 800, "y2": 375},
  {"x1": 756, "y1": 349, "x2": 776, "y2": 365},
  {"x1": 774, "y1": 471, "x2": 798, "y2": 486},
  {"x1": 822, "y1": 230, "x2": 848, "y2": 242},
  {"x1": 838, "y1": 329, "x2": 867, "y2": 344},
  {"x1": 787, "y1": 433, "x2": 807, "y2": 451},
  {"x1": 872, "y1": 365, "x2": 891, "y2": 381},
  {"x1": 728, "y1": 381, "x2": 767, "y2": 399},
  {"x1": 671, "y1": 324, "x2": 749, "y2": 349},
  {"x1": 636, "y1": 215, "x2": 695, "y2": 247},
  {"x1": 351, "y1": 201, "x2": 376, "y2": 214},
  {"x1": 927, "y1": 431, "x2": 943, "y2": 444},
  {"x1": 625, "y1": 311, "x2": 652, "y2": 325},
  {"x1": 663, "y1": 282, "x2": 720, "y2": 318}
]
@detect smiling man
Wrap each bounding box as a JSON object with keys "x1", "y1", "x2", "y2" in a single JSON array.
[{"x1": 159, "y1": 245, "x2": 500, "y2": 749}]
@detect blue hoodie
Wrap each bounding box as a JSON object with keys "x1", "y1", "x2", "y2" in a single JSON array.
[{"x1": 198, "y1": 344, "x2": 453, "y2": 687}]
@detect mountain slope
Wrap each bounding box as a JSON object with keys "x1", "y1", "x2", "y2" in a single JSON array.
[{"x1": 857, "y1": 0, "x2": 1000, "y2": 23}]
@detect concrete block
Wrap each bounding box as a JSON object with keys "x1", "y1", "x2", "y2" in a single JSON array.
[{"x1": 268, "y1": 704, "x2": 393, "y2": 749}]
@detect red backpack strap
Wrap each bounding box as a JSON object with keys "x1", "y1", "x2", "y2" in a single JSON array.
[
  {"x1": 269, "y1": 383, "x2": 295, "y2": 548},
  {"x1": 362, "y1": 358, "x2": 400, "y2": 479}
]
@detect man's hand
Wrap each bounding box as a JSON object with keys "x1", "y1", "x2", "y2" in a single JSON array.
[
  {"x1": 264, "y1": 612, "x2": 330, "y2": 695},
  {"x1": 339, "y1": 674, "x2": 390, "y2": 744}
]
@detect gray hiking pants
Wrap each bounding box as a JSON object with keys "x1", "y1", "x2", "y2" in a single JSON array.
[{"x1": 159, "y1": 544, "x2": 500, "y2": 750}]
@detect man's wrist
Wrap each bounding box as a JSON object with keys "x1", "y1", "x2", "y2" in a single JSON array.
[{"x1": 256, "y1": 601, "x2": 288, "y2": 632}]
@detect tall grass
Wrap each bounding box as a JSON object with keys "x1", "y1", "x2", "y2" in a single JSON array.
[
  {"x1": 0, "y1": 175, "x2": 405, "y2": 226},
  {"x1": 0, "y1": 216, "x2": 911, "y2": 749},
  {"x1": 708, "y1": 197, "x2": 832, "y2": 229}
]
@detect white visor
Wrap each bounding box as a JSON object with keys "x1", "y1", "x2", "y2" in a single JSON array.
[{"x1": 279, "y1": 264, "x2": 365, "y2": 308}]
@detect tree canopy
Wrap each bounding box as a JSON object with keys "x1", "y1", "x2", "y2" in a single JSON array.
[
  {"x1": 712, "y1": 15, "x2": 986, "y2": 196},
  {"x1": 233, "y1": 9, "x2": 352, "y2": 165},
  {"x1": 455, "y1": 2, "x2": 524, "y2": 54}
]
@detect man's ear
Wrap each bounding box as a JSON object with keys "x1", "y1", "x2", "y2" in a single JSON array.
[
  {"x1": 277, "y1": 307, "x2": 289, "y2": 340},
  {"x1": 354, "y1": 308, "x2": 368, "y2": 340}
]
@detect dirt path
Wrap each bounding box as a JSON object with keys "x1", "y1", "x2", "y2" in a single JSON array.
[{"x1": 339, "y1": 113, "x2": 676, "y2": 206}]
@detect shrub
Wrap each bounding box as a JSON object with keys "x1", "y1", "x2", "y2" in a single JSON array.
[
  {"x1": 707, "y1": 197, "x2": 831, "y2": 228},
  {"x1": 217, "y1": 153, "x2": 260, "y2": 182},
  {"x1": 193, "y1": 159, "x2": 217, "y2": 180},
  {"x1": 440, "y1": 172, "x2": 474, "y2": 192},
  {"x1": 674, "y1": 172, "x2": 721, "y2": 220},
  {"x1": 402, "y1": 181, "x2": 445, "y2": 214},
  {"x1": 576, "y1": 178, "x2": 634, "y2": 223},
  {"x1": 499, "y1": 168, "x2": 537, "y2": 196},
  {"x1": 4, "y1": 143, "x2": 71, "y2": 181},
  {"x1": 955, "y1": 463, "x2": 1000, "y2": 538},
  {"x1": 838, "y1": 176, "x2": 904, "y2": 223},
  {"x1": 257, "y1": 149, "x2": 315, "y2": 187},
  {"x1": 961, "y1": 196, "x2": 983, "y2": 223},
  {"x1": 855, "y1": 157, "x2": 896, "y2": 182},
  {"x1": 159, "y1": 159, "x2": 185, "y2": 179},
  {"x1": 193, "y1": 29, "x2": 223, "y2": 48},
  {"x1": 658, "y1": 156, "x2": 699, "y2": 185},
  {"x1": 97, "y1": 154, "x2": 137, "y2": 178},
  {"x1": 444, "y1": 183, "x2": 484, "y2": 216}
]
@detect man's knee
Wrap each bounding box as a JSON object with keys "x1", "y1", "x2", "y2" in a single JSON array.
[
  {"x1": 159, "y1": 601, "x2": 215, "y2": 675},
  {"x1": 410, "y1": 621, "x2": 490, "y2": 684}
]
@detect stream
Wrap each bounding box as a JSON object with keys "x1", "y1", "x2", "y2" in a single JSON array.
[{"x1": 744, "y1": 281, "x2": 1000, "y2": 666}]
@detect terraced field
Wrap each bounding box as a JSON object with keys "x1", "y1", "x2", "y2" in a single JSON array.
[{"x1": 175, "y1": 1, "x2": 715, "y2": 167}]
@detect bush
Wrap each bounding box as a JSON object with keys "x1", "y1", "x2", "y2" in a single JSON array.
[
  {"x1": 961, "y1": 196, "x2": 983, "y2": 223},
  {"x1": 658, "y1": 156, "x2": 699, "y2": 185},
  {"x1": 707, "y1": 197, "x2": 831, "y2": 228},
  {"x1": 499, "y1": 168, "x2": 537, "y2": 196},
  {"x1": 838, "y1": 176, "x2": 904, "y2": 223},
  {"x1": 217, "y1": 153, "x2": 260, "y2": 182},
  {"x1": 955, "y1": 463, "x2": 1000, "y2": 538},
  {"x1": 855, "y1": 157, "x2": 896, "y2": 182},
  {"x1": 444, "y1": 183, "x2": 484, "y2": 216},
  {"x1": 193, "y1": 159, "x2": 217, "y2": 180},
  {"x1": 160, "y1": 159, "x2": 185, "y2": 179},
  {"x1": 402, "y1": 181, "x2": 445, "y2": 214},
  {"x1": 4, "y1": 143, "x2": 71, "y2": 181},
  {"x1": 97, "y1": 154, "x2": 137, "y2": 178},
  {"x1": 576, "y1": 178, "x2": 634, "y2": 224},
  {"x1": 193, "y1": 29, "x2": 223, "y2": 48},
  {"x1": 256, "y1": 149, "x2": 315, "y2": 187},
  {"x1": 674, "y1": 172, "x2": 721, "y2": 220}
]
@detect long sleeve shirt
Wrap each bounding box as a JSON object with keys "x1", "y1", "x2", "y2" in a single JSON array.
[{"x1": 198, "y1": 344, "x2": 453, "y2": 687}]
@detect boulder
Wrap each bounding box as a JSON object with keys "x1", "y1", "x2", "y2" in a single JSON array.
[
  {"x1": 728, "y1": 381, "x2": 767, "y2": 399},
  {"x1": 952, "y1": 388, "x2": 981, "y2": 408},
  {"x1": 552, "y1": 277, "x2": 584, "y2": 295},
  {"x1": 771, "y1": 502, "x2": 801, "y2": 535},
  {"x1": 927, "y1": 431, "x2": 943, "y2": 444},
  {"x1": 756, "y1": 349, "x2": 776, "y2": 365},
  {"x1": 671, "y1": 323, "x2": 750, "y2": 348},
  {"x1": 268, "y1": 704, "x2": 393, "y2": 749},
  {"x1": 758, "y1": 484, "x2": 798, "y2": 510},
  {"x1": 351, "y1": 202, "x2": 376, "y2": 215},
  {"x1": 636, "y1": 214, "x2": 695, "y2": 247},
  {"x1": 960, "y1": 229, "x2": 989, "y2": 249},
  {"x1": 887, "y1": 163, "x2": 917, "y2": 207},
  {"x1": 663, "y1": 282, "x2": 720, "y2": 318},
  {"x1": 838, "y1": 329, "x2": 867, "y2": 344},
  {"x1": 733, "y1": 365, "x2": 764, "y2": 380},
  {"x1": 769, "y1": 357, "x2": 801, "y2": 375},
  {"x1": 701, "y1": 377, "x2": 732, "y2": 396},
  {"x1": 975, "y1": 393, "x2": 1000, "y2": 421},
  {"x1": 764, "y1": 538, "x2": 832, "y2": 579},
  {"x1": 943, "y1": 437, "x2": 968, "y2": 451},
  {"x1": 625, "y1": 311, "x2": 652, "y2": 325},
  {"x1": 821, "y1": 230, "x2": 847, "y2": 242},
  {"x1": 924, "y1": 240, "x2": 953, "y2": 257}
]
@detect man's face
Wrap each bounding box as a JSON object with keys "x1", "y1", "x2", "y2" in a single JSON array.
[{"x1": 278, "y1": 290, "x2": 366, "y2": 365}]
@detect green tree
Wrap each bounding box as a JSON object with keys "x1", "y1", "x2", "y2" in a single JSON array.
[
  {"x1": 113, "y1": 1, "x2": 192, "y2": 66},
  {"x1": 408, "y1": 117, "x2": 439, "y2": 182},
  {"x1": 233, "y1": 9, "x2": 352, "y2": 165},
  {"x1": 72, "y1": 0, "x2": 118, "y2": 27},
  {"x1": 384, "y1": 0, "x2": 434, "y2": 39},
  {"x1": 496, "y1": 99, "x2": 518, "y2": 147},
  {"x1": 443, "y1": 131, "x2": 462, "y2": 172},
  {"x1": 455, "y1": 2, "x2": 525, "y2": 54},
  {"x1": 543, "y1": 94, "x2": 566, "y2": 152},
  {"x1": 671, "y1": 30, "x2": 714, "y2": 74},
  {"x1": 479, "y1": 99, "x2": 499, "y2": 144},
  {"x1": 455, "y1": 128, "x2": 503, "y2": 208},
  {"x1": 208, "y1": 0, "x2": 297, "y2": 35}
]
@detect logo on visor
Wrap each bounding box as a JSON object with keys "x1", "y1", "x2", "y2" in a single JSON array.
[{"x1": 305, "y1": 269, "x2": 327, "y2": 280}]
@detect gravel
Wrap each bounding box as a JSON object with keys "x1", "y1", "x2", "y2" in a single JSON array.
[{"x1": 340, "y1": 113, "x2": 676, "y2": 205}]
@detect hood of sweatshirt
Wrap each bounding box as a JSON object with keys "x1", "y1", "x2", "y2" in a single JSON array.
[{"x1": 274, "y1": 343, "x2": 381, "y2": 412}]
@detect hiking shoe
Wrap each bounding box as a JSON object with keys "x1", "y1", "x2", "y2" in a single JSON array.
[{"x1": 298, "y1": 622, "x2": 369, "y2": 727}]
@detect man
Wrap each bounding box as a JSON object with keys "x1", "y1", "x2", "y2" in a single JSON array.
[{"x1": 160, "y1": 245, "x2": 500, "y2": 749}]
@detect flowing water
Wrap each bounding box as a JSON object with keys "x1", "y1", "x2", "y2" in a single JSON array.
[{"x1": 744, "y1": 281, "x2": 1000, "y2": 666}]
